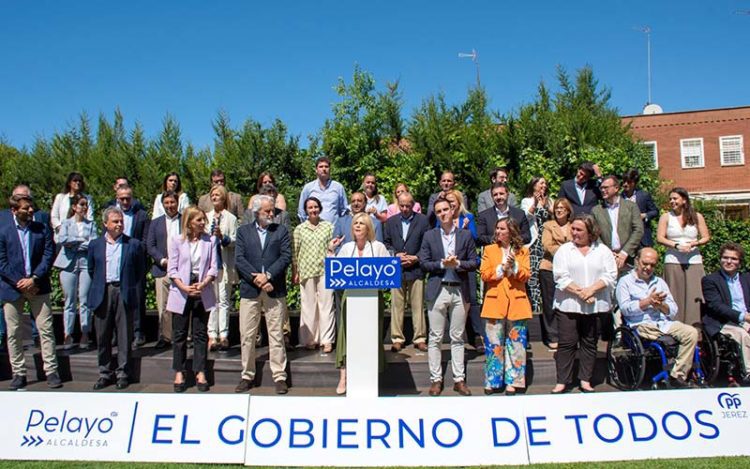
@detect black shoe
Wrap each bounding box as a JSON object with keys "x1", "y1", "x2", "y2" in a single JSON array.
[
  {"x1": 9, "y1": 374, "x2": 27, "y2": 391},
  {"x1": 93, "y1": 377, "x2": 113, "y2": 390},
  {"x1": 669, "y1": 376, "x2": 690, "y2": 389},
  {"x1": 235, "y1": 379, "x2": 253, "y2": 393},
  {"x1": 197, "y1": 381, "x2": 210, "y2": 392},
  {"x1": 116, "y1": 378, "x2": 129, "y2": 390},
  {"x1": 275, "y1": 380, "x2": 289, "y2": 395},
  {"x1": 33, "y1": 337, "x2": 41, "y2": 348},
  {"x1": 154, "y1": 338, "x2": 170, "y2": 350},
  {"x1": 474, "y1": 336, "x2": 485, "y2": 353},
  {"x1": 174, "y1": 382, "x2": 187, "y2": 393},
  {"x1": 46, "y1": 372, "x2": 63, "y2": 389},
  {"x1": 133, "y1": 336, "x2": 146, "y2": 348},
  {"x1": 483, "y1": 387, "x2": 503, "y2": 395}
]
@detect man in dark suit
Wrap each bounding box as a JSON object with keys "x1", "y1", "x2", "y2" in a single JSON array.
[
  {"x1": 621, "y1": 169, "x2": 659, "y2": 247},
  {"x1": 88, "y1": 207, "x2": 146, "y2": 390},
  {"x1": 557, "y1": 161, "x2": 602, "y2": 215},
  {"x1": 592, "y1": 175, "x2": 644, "y2": 272},
  {"x1": 476, "y1": 182, "x2": 531, "y2": 246},
  {"x1": 476, "y1": 167, "x2": 518, "y2": 212},
  {"x1": 0, "y1": 194, "x2": 60, "y2": 390},
  {"x1": 234, "y1": 195, "x2": 292, "y2": 394},
  {"x1": 384, "y1": 192, "x2": 430, "y2": 352},
  {"x1": 420, "y1": 197, "x2": 478, "y2": 396},
  {"x1": 702, "y1": 242, "x2": 750, "y2": 384},
  {"x1": 114, "y1": 185, "x2": 150, "y2": 347},
  {"x1": 333, "y1": 192, "x2": 383, "y2": 246},
  {"x1": 146, "y1": 190, "x2": 181, "y2": 349}
]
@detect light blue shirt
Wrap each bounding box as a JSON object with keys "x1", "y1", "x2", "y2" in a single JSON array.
[
  {"x1": 722, "y1": 270, "x2": 748, "y2": 322},
  {"x1": 121, "y1": 208, "x2": 134, "y2": 237},
  {"x1": 105, "y1": 235, "x2": 123, "y2": 283},
  {"x1": 255, "y1": 222, "x2": 268, "y2": 250},
  {"x1": 297, "y1": 178, "x2": 348, "y2": 225},
  {"x1": 401, "y1": 213, "x2": 414, "y2": 241},
  {"x1": 15, "y1": 216, "x2": 32, "y2": 277},
  {"x1": 616, "y1": 270, "x2": 678, "y2": 333}
]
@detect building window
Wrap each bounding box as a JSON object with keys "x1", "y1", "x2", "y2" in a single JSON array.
[
  {"x1": 642, "y1": 141, "x2": 658, "y2": 168},
  {"x1": 720, "y1": 135, "x2": 744, "y2": 166},
  {"x1": 680, "y1": 138, "x2": 704, "y2": 169}
]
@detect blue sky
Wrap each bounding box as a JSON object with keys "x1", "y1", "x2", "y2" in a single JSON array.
[{"x1": 1, "y1": 1, "x2": 749, "y2": 150}]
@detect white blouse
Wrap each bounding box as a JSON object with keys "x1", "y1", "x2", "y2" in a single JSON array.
[
  {"x1": 336, "y1": 240, "x2": 390, "y2": 258},
  {"x1": 152, "y1": 192, "x2": 190, "y2": 219},
  {"x1": 51, "y1": 192, "x2": 94, "y2": 232},
  {"x1": 663, "y1": 212, "x2": 702, "y2": 265},
  {"x1": 552, "y1": 241, "x2": 617, "y2": 314}
]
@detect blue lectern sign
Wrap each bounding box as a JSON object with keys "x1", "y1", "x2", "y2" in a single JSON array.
[{"x1": 325, "y1": 257, "x2": 402, "y2": 289}]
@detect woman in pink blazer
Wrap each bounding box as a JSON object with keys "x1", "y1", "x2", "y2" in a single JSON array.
[{"x1": 167, "y1": 206, "x2": 218, "y2": 392}]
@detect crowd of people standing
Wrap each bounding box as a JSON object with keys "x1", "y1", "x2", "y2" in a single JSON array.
[{"x1": 1, "y1": 158, "x2": 748, "y2": 396}]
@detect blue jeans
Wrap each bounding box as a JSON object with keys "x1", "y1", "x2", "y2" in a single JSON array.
[{"x1": 60, "y1": 257, "x2": 92, "y2": 335}]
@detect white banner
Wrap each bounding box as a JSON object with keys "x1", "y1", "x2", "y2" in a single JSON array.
[
  {"x1": 244, "y1": 396, "x2": 530, "y2": 467},
  {"x1": 3, "y1": 392, "x2": 250, "y2": 464}
]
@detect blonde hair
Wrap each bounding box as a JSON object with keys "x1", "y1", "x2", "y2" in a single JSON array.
[
  {"x1": 351, "y1": 212, "x2": 375, "y2": 242},
  {"x1": 209, "y1": 184, "x2": 228, "y2": 207},
  {"x1": 182, "y1": 206, "x2": 206, "y2": 240},
  {"x1": 444, "y1": 189, "x2": 467, "y2": 217}
]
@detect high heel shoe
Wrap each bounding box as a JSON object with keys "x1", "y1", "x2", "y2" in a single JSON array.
[
  {"x1": 196, "y1": 373, "x2": 210, "y2": 392},
  {"x1": 174, "y1": 373, "x2": 186, "y2": 393}
]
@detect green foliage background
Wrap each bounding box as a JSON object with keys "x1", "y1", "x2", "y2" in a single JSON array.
[{"x1": 1, "y1": 65, "x2": 747, "y2": 309}]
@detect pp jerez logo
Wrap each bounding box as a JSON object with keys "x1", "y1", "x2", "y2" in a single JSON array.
[
  {"x1": 717, "y1": 392, "x2": 747, "y2": 420},
  {"x1": 325, "y1": 257, "x2": 401, "y2": 290}
]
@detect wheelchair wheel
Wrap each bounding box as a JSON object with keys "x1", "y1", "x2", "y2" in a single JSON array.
[
  {"x1": 607, "y1": 326, "x2": 645, "y2": 390},
  {"x1": 699, "y1": 329, "x2": 720, "y2": 384}
]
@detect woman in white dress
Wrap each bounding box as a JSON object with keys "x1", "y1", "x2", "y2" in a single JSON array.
[{"x1": 153, "y1": 172, "x2": 190, "y2": 219}]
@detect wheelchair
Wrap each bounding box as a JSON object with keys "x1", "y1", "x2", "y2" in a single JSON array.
[
  {"x1": 698, "y1": 328, "x2": 747, "y2": 387},
  {"x1": 607, "y1": 309, "x2": 705, "y2": 391}
]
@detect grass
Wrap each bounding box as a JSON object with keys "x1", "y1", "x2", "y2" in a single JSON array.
[{"x1": 0, "y1": 457, "x2": 749, "y2": 468}]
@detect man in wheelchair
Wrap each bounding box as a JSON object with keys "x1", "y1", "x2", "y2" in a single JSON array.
[
  {"x1": 615, "y1": 247, "x2": 699, "y2": 388},
  {"x1": 701, "y1": 242, "x2": 750, "y2": 386}
]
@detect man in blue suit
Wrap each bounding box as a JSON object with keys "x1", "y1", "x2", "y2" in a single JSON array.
[
  {"x1": 419, "y1": 197, "x2": 478, "y2": 396},
  {"x1": 235, "y1": 195, "x2": 292, "y2": 394},
  {"x1": 146, "y1": 191, "x2": 181, "y2": 349},
  {"x1": 557, "y1": 161, "x2": 603, "y2": 215},
  {"x1": 0, "y1": 194, "x2": 61, "y2": 390},
  {"x1": 621, "y1": 169, "x2": 659, "y2": 247},
  {"x1": 88, "y1": 207, "x2": 146, "y2": 390}
]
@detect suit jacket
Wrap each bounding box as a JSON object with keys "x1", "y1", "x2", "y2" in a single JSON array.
[
  {"x1": 123, "y1": 208, "x2": 150, "y2": 242},
  {"x1": 198, "y1": 192, "x2": 244, "y2": 221},
  {"x1": 146, "y1": 214, "x2": 181, "y2": 278},
  {"x1": 383, "y1": 212, "x2": 430, "y2": 281},
  {"x1": 476, "y1": 189, "x2": 517, "y2": 213},
  {"x1": 166, "y1": 234, "x2": 218, "y2": 314},
  {"x1": 104, "y1": 198, "x2": 145, "y2": 213},
  {"x1": 419, "y1": 227, "x2": 478, "y2": 302},
  {"x1": 53, "y1": 218, "x2": 98, "y2": 270},
  {"x1": 235, "y1": 222, "x2": 292, "y2": 299},
  {"x1": 479, "y1": 244, "x2": 532, "y2": 321},
  {"x1": 624, "y1": 189, "x2": 659, "y2": 247},
  {"x1": 476, "y1": 205, "x2": 532, "y2": 247},
  {"x1": 558, "y1": 179, "x2": 601, "y2": 215},
  {"x1": 591, "y1": 198, "x2": 644, "y2": 259},
  {"x1": 0, "y1": 209, "x2": 50, "y2": 229},
  {"x1": 0, "y1": 220, "x2": 54, "y2": 301},
  {"x1": 87, "y1": 234, "x2": 145, "y2": 311},
  {"x1": 702, "y1": 271, "x2": 750, "y2": 337}
]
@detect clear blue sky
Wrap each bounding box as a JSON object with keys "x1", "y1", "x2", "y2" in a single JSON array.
[{"x1": 2, "y1": 1, "x2": 749, "y2": 150}]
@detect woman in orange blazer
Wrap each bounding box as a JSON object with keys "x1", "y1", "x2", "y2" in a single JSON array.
[{"x1": 480, "y1": 217, "x2": 532, "y2": 395}]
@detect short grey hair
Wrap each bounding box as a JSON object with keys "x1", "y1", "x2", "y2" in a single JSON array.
[
  {"x1": 252, "y1": 194, "x2": 275, "y2": 214},
  {"x1": 102, "y1": 206, "x2": 123, "y2": 224}
]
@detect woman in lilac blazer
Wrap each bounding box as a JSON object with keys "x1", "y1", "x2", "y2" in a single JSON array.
[{"x1": 167, "y1": 206, "x2": 218, "y2": 392}]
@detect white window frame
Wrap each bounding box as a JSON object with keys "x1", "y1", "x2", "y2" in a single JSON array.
[
  {"x1": 680, "y1": 137, "x2": 704, "y2": 169},
  {"x1": 719, "y1": 135, "x2": 745, "y2": 166},
  {"x1": 643, "y1": 141, "x2": 658, "y2": 169}
]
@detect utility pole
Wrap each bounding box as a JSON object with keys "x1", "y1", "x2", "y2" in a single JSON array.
[{"x1": 458, "y1": 49, "x2": 481, "y2": 88}]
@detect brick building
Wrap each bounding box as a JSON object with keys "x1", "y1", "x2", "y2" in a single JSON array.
[{"x1": 622, "y1": 106, "x2": 750, "y2": 217}]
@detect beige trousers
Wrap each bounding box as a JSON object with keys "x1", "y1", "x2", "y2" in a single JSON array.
[
  {"x1": 239, "y1": 295, "x2": 287, "y2": 382},
  {"x1": 4, "y1": 293, "x2": 58, "y2": 376},
  {"x1": 636, "y1": 321, "x2": 699, "y2": 379},
  {"x1": 664, "y1": 263, "x2": 705, "y2": 327},
  {"x1": 154, "y1": 275, "x2": 172, "y2": 341},
  {"x1": 298, "y1": 276, "x2": 335, "y2": 347},
  {"x1": 390, "y1": 278, "x2": 426, "y2": 345}
]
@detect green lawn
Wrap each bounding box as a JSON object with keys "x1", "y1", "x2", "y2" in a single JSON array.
[{"x1": 1, "y1": 458, "x2": 749, "y2": 469}]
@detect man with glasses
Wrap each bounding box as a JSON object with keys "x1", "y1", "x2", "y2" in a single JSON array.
[
  {"x1": 592, "y1": 175, "x2": 643, "y2": 273},
  {"x1": 616, "y1": 248, "x2": 699, "y2": 388},
  {"x1": 702, "y1": 242, "x2": 750, "y2": 385}
]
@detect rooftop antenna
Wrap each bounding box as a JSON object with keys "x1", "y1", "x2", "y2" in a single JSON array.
[
  {"x1": 635, "y1": 26, "x2": 652, "y2": 105},
  {"x1": 458, "y1": 49, "x2": 480, "y2": 88}
]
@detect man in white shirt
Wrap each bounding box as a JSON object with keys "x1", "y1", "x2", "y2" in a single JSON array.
[{"x1": 616, "y1": 247, "x2": 698, "y2": 388}]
